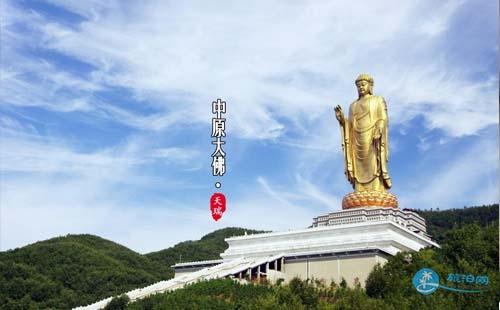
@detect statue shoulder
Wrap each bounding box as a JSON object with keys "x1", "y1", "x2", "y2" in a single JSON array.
[{"x1": 372, "y1": 95, "x2": 387, "y2": 107}]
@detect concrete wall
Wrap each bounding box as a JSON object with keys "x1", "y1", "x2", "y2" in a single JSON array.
[
  {"x1": 283, "y1": 254, "x2": 387, "y2": 287},
  {"x1": 174, "y1": 267, "x2": 208, "y2": 278},
  {"x1": 174, "y1": 270, "x2": 193, "y2": 278}
]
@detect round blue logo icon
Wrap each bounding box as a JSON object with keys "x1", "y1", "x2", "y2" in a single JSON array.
[{"x1": 412, "y1": 268, "x2": 440, "y2": 295}]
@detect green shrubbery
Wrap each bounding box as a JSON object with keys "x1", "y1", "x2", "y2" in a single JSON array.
[{"x1": 105, "y1": 295, "x2": 130, "y2": 310}]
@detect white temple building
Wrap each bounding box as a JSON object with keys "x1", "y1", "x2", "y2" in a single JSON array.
[
  {"x1": 175, "y1": 207, "x2": 437, "y2": 286},
  {"x1": 74, "y1": 207, "x2": 438, "y2": 309}
]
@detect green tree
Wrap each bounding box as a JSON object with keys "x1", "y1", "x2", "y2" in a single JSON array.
[
  {"x1": 289, "y1": 278, "x2": 319, "y2": 308},
  {"x1": 104, "y1": 295, "x2": 130, "y2": 310}
]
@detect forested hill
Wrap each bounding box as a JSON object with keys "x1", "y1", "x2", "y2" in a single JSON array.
[
  {"x1": 146, "y1": 227, "x2": 266, "y2": 268},
  {"x1": 0, "y1": 234, "x2": 169, "y2": 308},
  {"x1": 413, "y1": 204, "x2": 498, "y2": 242},
  {"x1": 0, "y1": 227, "x2": 263, "y2": 309}
]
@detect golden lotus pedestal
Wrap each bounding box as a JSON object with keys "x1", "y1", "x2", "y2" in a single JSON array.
[{"x1": 342, "y1": 191, "x2": 398, "y2": 210}]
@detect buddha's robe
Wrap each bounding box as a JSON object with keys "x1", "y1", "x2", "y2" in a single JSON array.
[{"x1": 341, "y1": 95, "x2": 392, "y2": 192}]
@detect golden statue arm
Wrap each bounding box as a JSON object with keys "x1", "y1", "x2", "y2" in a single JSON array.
[{"x1": 334, "y1": 105, "x2": 354, "y2": 187}]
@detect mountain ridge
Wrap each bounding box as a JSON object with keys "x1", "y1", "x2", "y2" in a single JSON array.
[{"x1": 0, "y1": 227, "x2": 265, "y2": 308}]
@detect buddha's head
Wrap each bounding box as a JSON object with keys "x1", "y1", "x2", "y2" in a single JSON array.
[{"x1": 355, "y1": 73, "x2": 374, "y2": 98}]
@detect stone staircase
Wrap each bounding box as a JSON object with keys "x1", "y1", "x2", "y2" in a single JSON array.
[{"x1": 73, "y1": 254, "x2": 284, "y2": 309}]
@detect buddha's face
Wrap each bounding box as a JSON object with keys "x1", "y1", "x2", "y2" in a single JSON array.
[{"x1": 356, "y1": 80, "x2": 371, "y2": 97}]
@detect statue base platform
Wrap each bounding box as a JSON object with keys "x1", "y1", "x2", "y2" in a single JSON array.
[{"x1": 342, "y1": 191, "x2": 398, "y2": 209}]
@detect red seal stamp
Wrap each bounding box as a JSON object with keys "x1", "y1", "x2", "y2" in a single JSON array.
[{"x1": 210, "y1": 192, "x2": 226, "y2": 221}]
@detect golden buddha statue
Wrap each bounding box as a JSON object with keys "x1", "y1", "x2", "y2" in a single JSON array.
[{"x1": 334, "y1": 74, "x2": 398, "y2": 209}]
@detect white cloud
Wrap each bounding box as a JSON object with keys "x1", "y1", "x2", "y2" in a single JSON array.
[
  {"x1": 384, "y1": 69, "x2": 498, "y2": 137},
  {"x1": 416, "y1": 1, "x2": 465, "y2": 37},
  {"x1": 150, "y1": 147, "x2": 200, "y2": 163},
  {"x1": 91, "y1": 101, "x2": 193, "y2": 131},
  {"x1": 2, "y1": 0, "x2": 496, "y2": 140},
  {"x1": 0, "y1": 174, "x2": 324, "y2": 253},
  {"x1": 0, "y1": 0, "x2": 497, "y2": 253},
  {"x1": 0, "y1": 123, "x2": 212, "y2": 252},
  {"x1": 0, "y1": 125, "x2": 202, "y2": 186},
  {"x1": 398, "y1": 136, "x2": 499, "y2": 209},
  {"x1": 0, "y1": 177, "x2": 208, "y2": 253},
  {"x1": 295, "y1": 175, "x2": 342, "y2": 211},
  {"x1": 46, "y1": 0, "x2": 119, "y2": 21},
  {"x1": 219, "y1": 177, "x2": 323, "y2": 233},
  {"x1": 0, "y1": 59, "x2": 100, "y2": 112},
  {"x1": 0, "y1": 131, "x2": 207, "y2": 252},
  {"x1": 1, "y1": 134, "x2": 141, "y2": 178}
]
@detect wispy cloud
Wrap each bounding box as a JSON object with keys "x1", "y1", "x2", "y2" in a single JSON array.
[
  {"x1": 0, "y1": 127, "x2": 208, "y2": 252},
  {"x1": 1, "y1": 178, "x2": 207, "y2": 253},
  {"x1": 295, "y1": 175, "x2": 341, "y2": 210},
  {"x1": 2, "y1": 1, "x2": 496, "y2": 139},
  {"x1": 0, "y1": 119, "x2": 201, "y2": 183},
  {"x1": 1, "y1": 128, "x2": 139, "y2": 178},
  {"x1": 0, "y1": 174, "x2": 321, "y2": 253},
  {"x1": 0, "y1": 0, "x2": 497, "y2": 253},
  {"x1": 150, "y1": 147, "x2": 200, "y2": 164},
  {"x1": 398, "y1": 135, "x2": 499, "y2": 209}
]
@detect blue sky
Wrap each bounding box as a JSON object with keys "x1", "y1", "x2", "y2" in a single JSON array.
[{"x1": 1, "y1": 0, "x2": 498, "y2": 253}]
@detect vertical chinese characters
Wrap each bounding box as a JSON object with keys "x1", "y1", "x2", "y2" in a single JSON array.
[
  {"x1": 210, "y1": 99, "x2": 227, "y2": 221},
  {"x1": 211, "y1": 99, "x2": 226, "y2": 176}
]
